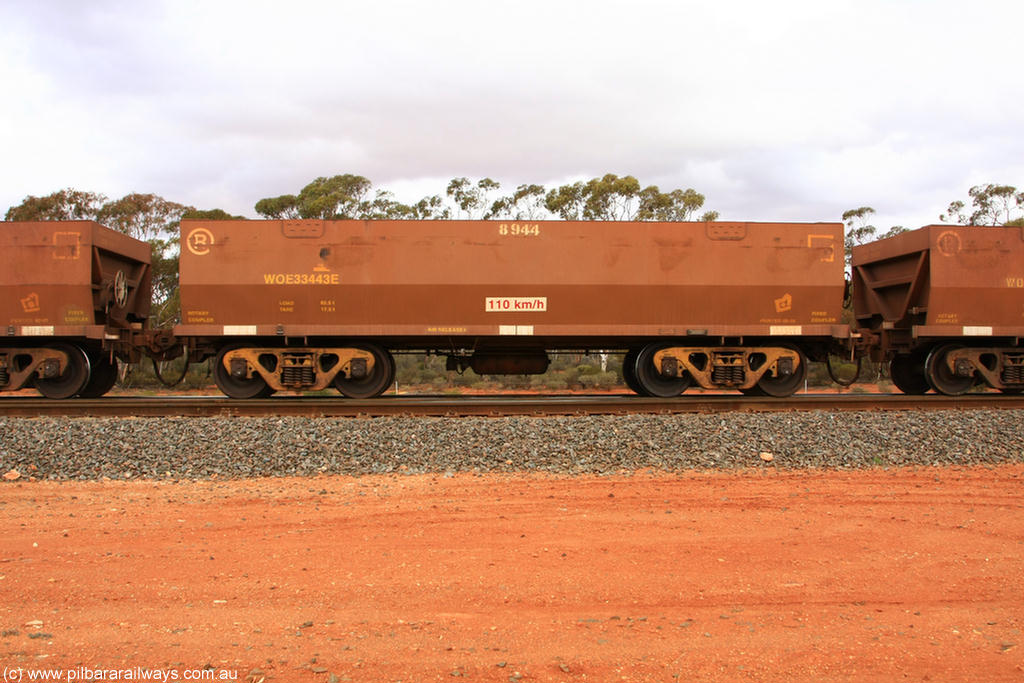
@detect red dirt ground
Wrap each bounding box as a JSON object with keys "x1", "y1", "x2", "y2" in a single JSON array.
[{"x1": 2, "y1": 465, "x2": 1023, "y2": 682}]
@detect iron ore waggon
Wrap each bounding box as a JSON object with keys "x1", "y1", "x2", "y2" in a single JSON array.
[
  {"x1": 176, "y1": 219, "x2": 848, "y2": 398},
  {"x1": 0, "y1": 221, "x2": 151, "y2": 398},
  {"x1": 852, "y1": 224, "x2": 1024, "y2": 395},
  {"x1": 6, "y1": 217, "x2": 1024, "y2": 399}
]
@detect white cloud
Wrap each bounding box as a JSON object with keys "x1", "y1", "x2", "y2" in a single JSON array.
[{"x1": 2, "y1": 0, "x2": 1022, "y2": 227}]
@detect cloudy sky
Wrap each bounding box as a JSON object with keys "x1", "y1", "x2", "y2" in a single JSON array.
[{"x1": 1, "y1": 0, "x2": 1021, "y2": 229}]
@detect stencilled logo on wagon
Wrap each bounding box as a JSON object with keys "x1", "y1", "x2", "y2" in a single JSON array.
[
  {"x1": 774, "y1": 293, "x2": 793, "y2": 313},
  {"x1": 186, "y1": 227, "x2": 215, "y2": 256},
  {"x1": 937, "y1": 230, "x2": 962, "y2": 257},
  {"x1": 20, "y1": 293, "x2": 40, "y2": 313}
]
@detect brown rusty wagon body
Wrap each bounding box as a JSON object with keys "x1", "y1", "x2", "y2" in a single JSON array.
[
  {"x1": 852, "y1": 224, "x2": 1024, "y2": 395},
  {"x1": 0, "y1": 221, "x2": 151, "y2": 397},
  {"x1": 177, "y1": 219, "x2": 848, "y2": 398}
]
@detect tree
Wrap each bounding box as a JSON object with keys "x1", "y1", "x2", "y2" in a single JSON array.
[
  {"x1": 96, "y1": 193, "x2": 189, "y2": 242},
  {"x1": 545, "y1": 174, "x2": 715, "y2": 222},
  {"x1": 446, "y1": 177, "x2": 500, "y2": 219},
  {"x1": 581, "y1": 174, "x2": 641, "y2": 220},
  {"x1": 254, "y1": 174, "x2": 372, "y2": 220},
  {"x1": 253, "y1": 194, "x2": 300, "y2": 219},
  {"x1": 544, "y1": 181, "x2": 588, "y2": 220},
  {"x1": 842, "y1": 206, "x2": 878, "y2": 266},
  {"x1": 182, "y1": 208, "x2": 246, "y2": 221},
  {"x1": 407, "y1": 194, "x2": 450, "y2": 220},
  {"x1": 4, "y1": 189, "x2": 107, "y2": 221},
  {"x1": 488, "y1": 184, "x2": 547, "y2": 220},
  {"x1": 637, "y1": 186, "x2": 713, "y2": 221},
  {"x1": 299, "y1": 174, "x2": 373, "y2": 219},
  {"x1": 256, "y1": 175, "x2": 451, "y2": 221},
  {"x1": 941, "y1": 183, "x2": 1024, "y2": 225}
]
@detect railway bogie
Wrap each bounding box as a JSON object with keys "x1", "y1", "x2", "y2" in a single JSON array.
[{"x1": 638, "y1": 342, "x2": 808, "y2": 397}]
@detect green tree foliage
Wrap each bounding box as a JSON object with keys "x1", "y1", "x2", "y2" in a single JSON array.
[
  {"x1": 842, "y1": 206, "x2": 878, "y2": 267},
  {"x1": 544, "y1": 173, "x2": 715, "y2": 221},
  {"x1": 408, "y1": 194, "x2": 451, "y2": 220},
  {"x1": 446, "y1": 177, "x2": 500, "y2": 218},
  {"x1": 637, "y1": 186, "x2": 718, "y2": 222},
  {"x1": 488, "y1": 183, "x2": 547, "y2": 220},
  {"x1": 95, "y1": 193, "x2": 189, "y2": 242},
  {"x1": 941, "y1": 183, "x2": 1024, "y2": 225},
  {"x1": 543, "y1": 181, "x2": 588, "y2": 219},
  {"x1": 4, "y1": 188, "x2": 107, "y2": 221},
  {"x1": 257, "y1": 172, "x2": 717, "y2": 223},
  {"x1": 254, "y1": 174, "x2": 372, "y2": 220},
  {"x1": 581, "y1": 173, "x2": 642, "y2": 220},
  {"x1": 256, "y1": 174, "x2": 451, "y2": 220},
  {"x1": 303, "y1": 174, "x2": 371, "y2": 219},
  {"x1": 252, "y1": 194, "x2": 300, "y2": 219},
  {"x1": 183, "y1": 208, "x2": 245, "y2": 221}
]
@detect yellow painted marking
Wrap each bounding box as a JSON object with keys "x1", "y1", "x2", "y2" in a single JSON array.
[
  {"x1": 498, "y1": 223, "x2": 541, "y2": 237},
  {"x1": 52, "y1": 231, "x2": 81, "y2": 259},
  {"x1": 807, "y1": 234, "x2": 836, "y2": 262},
  {"x1": 186, "y1": 228, "x2": 215, "y2": 256},
  {"x1": 263, "y1": 273, "x2": 340, "y2": 285}
]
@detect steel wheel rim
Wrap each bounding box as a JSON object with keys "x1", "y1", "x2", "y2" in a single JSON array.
[
  {"x1": 622, "y1": 349, "x2": 646, "y2": 395},
  {"x1": 36, "y1": 343, "x2": 91, "y2": 399},
  {"x1": 335, "y1": 344, "x2": 395, "y2": 399},
  {"x1": 634, "y1": 344, "x2": 690, "y2": 398},
  {"x1": 213, "y1": 345, "x2": 274, "y2": 399},
  {"x1": 755, "y1": 345, "x2": 807, "y2": 398},
  {"x1": 925, "y1": 344, "x2": 973, "y2": 396}
]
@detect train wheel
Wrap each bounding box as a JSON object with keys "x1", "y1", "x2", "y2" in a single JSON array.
[
  {"x1": 213, "y1": 345, "x2": 274, "y2": 399},
  {"x1": 36, "y1": 343, "x2": 91, "y2": 399},
  {"x1": 755, "y1": 345, "x2": 807, "y2": 398},
  {"x1": 925, "y1": 344, "x2": 973, "y2": 396},
  {"x1": 335, "y1": 344, "x2": 395, "y2": 398},
  {"x1": 622, "y1": 349, "x2": 646, "y2": 395},
  {"x1": 633, "y1": 344, "x2": 690, "y2": 398},
  {"x1": 889, "y1": 352, "x2": 930, "y2": 395},
  {"x1": 79, "y1": 354, "x2": 119, "y2": 398}
]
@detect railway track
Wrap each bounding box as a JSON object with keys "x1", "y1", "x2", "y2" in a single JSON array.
[{"x1": 2, "y1": 393, "x2": 1023, "y2": 418}]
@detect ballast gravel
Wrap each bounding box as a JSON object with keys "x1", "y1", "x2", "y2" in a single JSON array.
[{"x1": 1, "y1": 410, "x2": 1022, "y2": 481}]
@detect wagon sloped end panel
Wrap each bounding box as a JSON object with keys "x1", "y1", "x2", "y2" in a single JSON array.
[
  {"x1": 0, "y1": 221, "x2": 152, "y2": 396},
  {"x1": 177, "y1": 219, "x2": 848, "y2": 398},
  {"x1": 851, "y1": 224, "x2": 1024, "y2": 394}
]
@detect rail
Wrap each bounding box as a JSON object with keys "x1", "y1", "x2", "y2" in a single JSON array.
[{"x1": 2, "y1": 393, "x2": 1023, "y2": 418}]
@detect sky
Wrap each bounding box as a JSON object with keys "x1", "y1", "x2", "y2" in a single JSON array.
[{"x1": 1, "y1": 0, "x2": 1022, "y2": 230}]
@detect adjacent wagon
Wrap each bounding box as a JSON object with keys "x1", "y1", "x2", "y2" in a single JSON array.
[
  {"x1": 852, "y1": 224, "x2": 1024, "y2": 394},
  {"x1": 0, "y1": 221, "x2": 151, "y2": 398}
]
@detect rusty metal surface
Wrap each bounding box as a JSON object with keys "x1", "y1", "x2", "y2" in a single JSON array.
[
  {"x1": 2, "y1": 393, "x2": 1022, "y2": 418},
  {"x1": 0, "y1": 221, "x2": 151, "y2": 337},
  {"x1": 852, "y1": 224, "x2": 1024, "y2": 337},
  {"x1": 178, "y1": 219, "x2": 846, "y2": 347}
]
